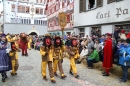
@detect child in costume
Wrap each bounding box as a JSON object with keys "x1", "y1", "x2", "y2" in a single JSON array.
[
  {"x1": 68, "y1": 37, "x2": 79, "y2": 78},
  {"x1": 53, "y1": 36, "x2": 67, "y2": 79},
  {"x1": 40, "y1": 34, "x2": 56, "y2": 83},
  {"x1": 9, "y1": 42, "x2": 19, "y2": 76}
]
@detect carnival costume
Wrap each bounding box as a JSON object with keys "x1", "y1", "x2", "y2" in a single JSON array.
[
  {"x1": 20, "y1": 33, "x2": 28, "y2": 56},
  {"x1": 68, "y1": 37, "x2": 79, "y2": 78},
  {"x1": 9, "y1": 42, "x2": 19, "y2": 76},
  {"x1": 53, "y1": 36, "x2": 67, "y2": 79},
  {"x1": 40, "y1": 34, "x2": 56, "y2": 83}
]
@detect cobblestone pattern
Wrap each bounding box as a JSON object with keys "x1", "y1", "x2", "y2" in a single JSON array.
[{"x1": 0, "y1": 49, "x2": 130, "y2": 86}]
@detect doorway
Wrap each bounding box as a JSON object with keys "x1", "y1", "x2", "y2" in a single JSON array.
[{"x1": 29, "y1": 32, "x2": 37, "y2": 35}]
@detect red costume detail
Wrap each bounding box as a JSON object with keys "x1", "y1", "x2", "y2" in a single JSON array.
[
  {"x1": 103, "y1": 38, "x2": 113, "y2": 74},
  {"x1": 72, "y1": 40, "x2": 77, "y2": 46},
  {"x1": 127, "y1": 32, "x2": 130, "y2": 38},
  {"x1": 56, "y1": 39, "x2": 60, "y2": 45},
  {"x1": 20, "y1": 33, "x2": 28, "y2": 55},
  {"x1": 45, "y1": 38, "x2": 51, "y2": 46}
]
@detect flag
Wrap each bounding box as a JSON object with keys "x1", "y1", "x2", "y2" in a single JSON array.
[{"x1": 45, "y1": 0, "x2": 49, "y2": 10}]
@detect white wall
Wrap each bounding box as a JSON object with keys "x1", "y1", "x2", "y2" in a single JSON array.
[
  {"x1": 74, "y1": 0, "x2": 130, "y2": 27},
  {"x1": 101, "y1": 25, "x2": 115, "y2": 35},
  {"x1": 4, "y1": 24, "x2": 47, "y2": 35}
]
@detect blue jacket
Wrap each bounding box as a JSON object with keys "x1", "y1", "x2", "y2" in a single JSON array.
[{"x1": 119, "y1": 44, "x2": 130, "y2": 66}]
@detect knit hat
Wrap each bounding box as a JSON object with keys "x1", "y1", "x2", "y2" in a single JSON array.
[
  {"x1": 106, "y1": 33, "x2": 112, "y2": 37},
  {"x1": 121, "y1": 30, "x2": 125, "y2": 33},
  {"x1": 1, "y1": 33, "x2": 6, "y2": 37}
]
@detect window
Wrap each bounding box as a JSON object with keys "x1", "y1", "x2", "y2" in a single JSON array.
[
  {"x1": 107, "y1": 0, "x2": 115, "y2": 4},
  {"x1": 40, "y1": 0, "x2": 43, "y2": 3},
  {"x1": 36, "y1": 8, "x2": 39, "y2": 14},
  {"x1": 17, "y1": 6, "x2": 30, "y2": 13},
  {"x1": 11, "y1": 5, "x2": 15, "y2": 12},
  {"x1": 36, "y1": 0, "x2": 39, "y2": 3},
  {"x1": 67, "y1": 15, "x2": 70, "y2": 23},
  {"x1": 18, "y1": 6, "x2": 21, "y2": 12},
  {"x1": 80, "y1": 0, "x2": 103, "y2": 12},
  {"x1": 56, "y1": 18, "x2": 58, "y2": 26},
  {"x1": 79, "y1": 0, "x2": 86, "y2": 12},
  {"x1": 40, "y1": 9, "x2": 43, "y2": 14},
  {"x1": 44, "y1": 10, "x2": 46, "y2": 15},
  {"x1": 35, "y1": 8, "x2": 43, "y2": 15},
  {"x1": 26, "y1": 7, "x2": 30, "y2": 13},
  {"x1": 97, "y1": 0, "x2": 103, "y2": 7},
  {"x1": 107, "y1": 0, "x2": 123, "y2": 4}
]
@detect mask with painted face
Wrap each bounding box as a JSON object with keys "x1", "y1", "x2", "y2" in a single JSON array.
[
  {"x1": 56, "y1": 39, "x2": 60, "y2": 45},
  {"x1": 45, "y1": 38, "x2": 51, "y2": 46},
  {"x1": 72, "y1": 40, "x2": 77, "y2": 46}
]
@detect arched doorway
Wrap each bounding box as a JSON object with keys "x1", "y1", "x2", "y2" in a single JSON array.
[
  {"x1": 28, "y1": 30, "x2": 39, "y2": 36},
  {"x1": 29, "y1": 32, "x2": 37, "y2": 35}
]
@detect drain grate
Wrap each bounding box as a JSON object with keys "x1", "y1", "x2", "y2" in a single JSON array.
[{"x1": 19, "y1": 65, "x2": 34, "y2": 70}]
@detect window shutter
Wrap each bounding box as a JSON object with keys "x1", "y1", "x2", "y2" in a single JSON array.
[
  {"x1": 107, "y1": 0, "x2": 115, "y2": 4},
  {"x1": 79, "y1": 0, "x2": 86, "y2": 12},
  {"x1": 97, "y1": 0, "x2": 103, "y2": 7},
  {"x1": 62, "y1": 2, "x2": 64, "y2": 8},
  {"x1": 67, "y1": 15, "x2": 70, "y2": 23},
  {"x1": 54, "y1": 5, "x2": 56, "y2": 12}
]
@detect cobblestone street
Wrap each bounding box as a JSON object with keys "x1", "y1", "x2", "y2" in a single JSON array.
[{"x1": 0, "y1": 49, "x2": 130, "y2": 86}]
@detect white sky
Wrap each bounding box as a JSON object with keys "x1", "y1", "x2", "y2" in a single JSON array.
[{"x1": 0, "y1": 0, "x2": 3, "y2": 12}]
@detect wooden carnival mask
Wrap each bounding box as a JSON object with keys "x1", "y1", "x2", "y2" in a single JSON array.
[
  {"x1": 45, "y1": 38, "x2": 51, "y2": 46},
  {"x1": 56, "y1": 39, "x2": 60, "y2": 45},
  {"x1": 72, "y1": 39, "x2": 77, "y2": 46}
]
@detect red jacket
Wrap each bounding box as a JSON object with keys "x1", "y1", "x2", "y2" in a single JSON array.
[{"x1": 127, "y1": 32, "x2": 130, "y2": 38}]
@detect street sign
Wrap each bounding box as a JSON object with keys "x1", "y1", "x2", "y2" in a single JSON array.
[{"x1": 58, "y1": 12, "x2": 67, "y2": 30}]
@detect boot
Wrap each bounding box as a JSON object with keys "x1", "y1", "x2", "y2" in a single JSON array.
[
  {"x1": 54, "y1": 72, "x2": 58, "y2": 76},
  {"x1": 51, "y1": 79, "x2": 56, "y2": 83},
  {"x1": 4, "y1": 73, "x2": 8, "y2": 79},
  {"x1": 25, "y1": 54, "x2": 28, "y2": 56},
  {"x1": 10, "y1": 72, "x2": 15, "y2": 76},
  {"x1": 1, "y1": 73, "x2": 6, "y2": 82},
  {"x1": 75, "y1": 75, "x2": 79, "y2": 78},
  {"x1": 43, "y1": 76, "x2": 48, "y2": 81},
  {"x1": 61, "y1": 75, "x2": 67, "y2": 79},
  {"x1": 69, "y1": 71, "x2": 73, "y2": 75}
]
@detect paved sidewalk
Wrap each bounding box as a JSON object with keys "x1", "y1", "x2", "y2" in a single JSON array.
[{"x1": 0, "y1": 49, "x2": 130, "y2": 86}]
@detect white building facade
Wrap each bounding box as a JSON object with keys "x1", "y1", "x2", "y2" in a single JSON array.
[
  {"x1": 2, "y1": 0, "x2": 48, "y2": 35},
  {"x1": 74, "y1": 0, "x2": 130, "y2": 37}
]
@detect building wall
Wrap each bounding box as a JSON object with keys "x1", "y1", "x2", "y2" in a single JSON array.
[
  {"x1": 74, "y1": 0, "x2": 130, "y2": 27},
  {"x1": 4, "y1": 23, "x2": 47, "y2": 35},
  {"x1": 4, "y1": 0, "x2": 46, "y2": 23},
  {"x1": 74, "y1": 0, "x2": 130, "y2": 36},
  {"x1": 47, "y1": 0, "x2": 74, "y2": 34}
]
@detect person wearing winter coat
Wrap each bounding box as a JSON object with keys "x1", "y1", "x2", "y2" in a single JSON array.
[
  {"x1": 120, "y1": 30, "x2": 127, "y2": 40},
  {"x1": 76, "y1": 46, "x2": 88, "y2": 64},
  {"x1": 86, "y1": 47, "x2": 100, "y2": 69},
  {"x1": 119, "y1": 38, "x2": 130, "y2": 82}
]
